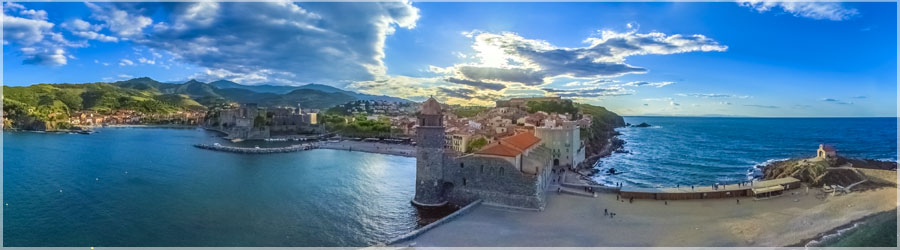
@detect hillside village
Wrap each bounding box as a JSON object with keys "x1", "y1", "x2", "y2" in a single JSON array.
[{"x1": 2, "y1": 78, "x2": 625, "y2": 160}]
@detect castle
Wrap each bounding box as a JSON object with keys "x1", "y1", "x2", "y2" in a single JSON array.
[{"x1": 412, "y1": 97, "x2": 555, "y2": 210}]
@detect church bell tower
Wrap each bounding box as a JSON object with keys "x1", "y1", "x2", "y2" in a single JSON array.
[{"x1": 412, "y1": 97, "x2": 448, "y2": 207}]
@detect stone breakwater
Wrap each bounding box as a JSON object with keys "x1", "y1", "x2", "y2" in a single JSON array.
[{"x1": 193, "y1": 143, "x2": 318, "y2": 154}]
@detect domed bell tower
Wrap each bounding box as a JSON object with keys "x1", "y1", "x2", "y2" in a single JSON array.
[{"x1": 412, "y1": 97, "x2": 448, "y2": 207}]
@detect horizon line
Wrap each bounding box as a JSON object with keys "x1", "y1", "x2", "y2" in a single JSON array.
[{"x1": 622, "y1": 115, "x2": 899, "y2": 119}]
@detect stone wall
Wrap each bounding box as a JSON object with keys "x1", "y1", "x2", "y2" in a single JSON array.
[
  {"x1": 441, "y1": 147, "x2": 552, "y2": 210},
  {"x1": 414, "y1": 125, "x2": 448, "y2": 206}
]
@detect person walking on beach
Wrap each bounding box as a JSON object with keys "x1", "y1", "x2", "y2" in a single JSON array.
[
  {"x1": 604, "y1": 208, "x2": 608, "y2": 216},
  {"x1": 629, "y1": 197, "x2": 633, "y2": 203},
  {"x1": 736, "y1": 199, "x2": 740, "y2": 204},
  {"x1": 665, "y1": 200, "x2": 668, "y2": 205}
]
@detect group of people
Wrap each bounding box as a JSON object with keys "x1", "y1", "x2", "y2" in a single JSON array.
[{"x1": 603, "y1": 208, "x2": 616, "y2": 219}]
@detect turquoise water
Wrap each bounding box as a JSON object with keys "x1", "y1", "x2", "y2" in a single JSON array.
[
  {"x1": 804, "y1": 210, "x2": 897, "y2": 247},
  {"x1": 3, "y1": 128, "x2": 420, "y2": 246},
  {"x1": 816, "y1": 210, "x2": 897, "y2": 247},
  {"x1": 595, "y1": 117, "x2": 897, "y2": 187}
]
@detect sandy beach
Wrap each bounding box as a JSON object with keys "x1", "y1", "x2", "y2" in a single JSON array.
[
  {"x1": 395, "y1": 186, "x2": 897, "y2": 247},
  {"x1": 318, "y1": 140, "x2": 415, "y2": 157}
]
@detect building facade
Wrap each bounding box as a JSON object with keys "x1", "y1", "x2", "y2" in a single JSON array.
[{"x1": 534, "y1": 120, "x2": 585, "y2": 168}]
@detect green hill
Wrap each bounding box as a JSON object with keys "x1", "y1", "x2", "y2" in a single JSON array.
[{"x1": 3, "y1": 77, "x2": 371, "y2": 130}]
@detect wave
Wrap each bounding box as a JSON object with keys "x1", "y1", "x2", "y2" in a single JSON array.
[
  {"x1": 752, "y1": 158, "x2": 790, "y2": 168},
  {"x1": 804, "y1": 221, "x2": 864, "y2": 247},
  {"x1": 875, "y1": 158, "x2": 898, "y2": 163}
]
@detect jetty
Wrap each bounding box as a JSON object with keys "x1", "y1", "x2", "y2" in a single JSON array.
[{"x1": 193, "y1": 143, "x2": 318, "y2": 154}]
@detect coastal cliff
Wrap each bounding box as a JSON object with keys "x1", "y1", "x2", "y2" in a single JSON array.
[
  {"x1": 575, "y1": 104, "x2": 626, "y2": 173},
  {"x1": 762, "y1": 156, "x2": 897, "y2": 187}
]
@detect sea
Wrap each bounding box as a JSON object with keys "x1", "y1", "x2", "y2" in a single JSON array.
[
  {"x1": 594, "y1": 117, "x2": 897, "y2": 188},
  {"x1": 3, "y1": 127, "x2": 423, "y2": 247},
  {"x1": 3, "y1": 117, "x2": 897, "y2": 247}
]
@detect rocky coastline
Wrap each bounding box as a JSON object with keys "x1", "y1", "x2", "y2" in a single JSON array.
[
  {"x1": 574, "y1": 111, "x2": 626, "y2": 179},
  {"x1": 760, "y1": 156, "x2": 897, "y2": 188}
]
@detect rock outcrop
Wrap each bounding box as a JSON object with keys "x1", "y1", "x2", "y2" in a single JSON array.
[{"x1": 762, "y1": 156, "x2": 897, "y2": 187}]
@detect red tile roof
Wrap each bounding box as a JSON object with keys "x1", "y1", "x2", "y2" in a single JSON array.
[
  {"x1": 475, "y1": 131, "x2": 541, "y2": 157},
  {"x1": 476, "y1": 143, "x2": 523, "y2": 157},
  {"x1": 500, "y1": 130, "x2": 541, "y2": 151}
]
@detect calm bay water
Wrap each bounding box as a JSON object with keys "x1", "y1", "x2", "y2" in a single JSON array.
[
  {"x1": 3, "y1": 117, "x2": 898, "y2": 246},
  {"x1": 3, "y1": 128, "x2": 419, "y2": 247},
  {"x1": 594, "y1": 117, "x2": 897, "y2": 188}
]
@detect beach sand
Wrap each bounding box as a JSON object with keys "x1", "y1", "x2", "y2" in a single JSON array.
[
  {"x1": 396, "y1": 186, "x2": 897, "y2": 247},
  {"x1": 318, "y1": 140, "x2": 415, "y2": 157}
]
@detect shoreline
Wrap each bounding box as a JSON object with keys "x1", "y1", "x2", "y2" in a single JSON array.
[
  {"x1": 395, "y1": 186, "x2": 898, "y2": 247},
  {"x1": 788, "y1": 208, "x2": 897, "y2": 247}
]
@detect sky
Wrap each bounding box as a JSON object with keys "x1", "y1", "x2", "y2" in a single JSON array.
[{"x1": 2, "y1": 1, "x2": 897, "y2": 117}]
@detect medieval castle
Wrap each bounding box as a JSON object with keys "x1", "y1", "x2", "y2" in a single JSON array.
[{"x1": 412, "y1": 97, "x2": 570, "y2": 210}]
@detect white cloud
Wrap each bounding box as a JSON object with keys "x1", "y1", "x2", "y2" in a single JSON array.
[
  {"x1": 85, "y1": 2, "x2": 153, "y2": 37},
  {"x1": 82, "y1": 2, "x2": 419, "y2": 86},
  {"x1": 137, "y1": 57, "x2": 155, "y2": 65},
  {"x1": 19, "y1": 9, "x2": 48, "y2": 20},
  {"x1": 21, "y1": 47, "x2": 67, "y2": 66},
  {"x1": 3, "y1": 3, "x2": 76, "y2": 66},
  {"x1": 739, "y1": 1, "x2": 859, "y2": 21},
  {"x1": 432, "y1": 29, "x2": 724, "y2": 92},
  {"x1": 119, "y1": 59, "x2": 134, "y2": 66},
  {"x1": 622, "y1": 81, "x2": 675, "y2": 88},
  {"x1": 3, "y1": 14, "x2": 55, "y2": 45},
  {"x1": 542, "y1": 85, "x2": 634, "y2": 98},
  {"x1": 61, "y1": 19, "x2": 119, "y2": 42},
  {"x1": 117, "y1": 74, "x2": 133, "y2": 79},
  {"x1": 677, "y1": 93, "x2": 751, "y2": 98}
]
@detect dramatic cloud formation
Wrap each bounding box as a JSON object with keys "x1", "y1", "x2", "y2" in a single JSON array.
[
  {"x1": 739, "y1": 1, "x2": 859, "y2": 21},
  {"x1": 362, "y1": 28, "x2": 725, "y2": 104},
  {"x1": 67, "y1": 2, "x2": 419, "y2": 85},
  {"x1": 446, "y1": 77, "x2": 506, "y2": 91},
  {"x1": 437, "y1": 30, "x2": 726, "y2": 90}
]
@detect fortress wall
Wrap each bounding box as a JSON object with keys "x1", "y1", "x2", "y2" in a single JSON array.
[{"x1": 443, "y1": 155, "x2": 548, "y2": 209}]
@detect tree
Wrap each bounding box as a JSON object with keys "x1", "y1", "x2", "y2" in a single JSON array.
[{"x1": 466, "y1": 137, "x2": 488, "y2": 153}]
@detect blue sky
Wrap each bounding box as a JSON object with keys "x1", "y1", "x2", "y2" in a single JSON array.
[{"x1": 2, "y1": 2, "x2": 897, "y2": 117}]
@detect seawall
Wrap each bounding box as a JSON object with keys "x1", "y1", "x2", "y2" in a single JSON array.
[
  {"x1": 384, "y1": 199, "x2": 483, "y2": 246},
  {"x1": 193, "y1": 143, "x2": 317, "y2": 154}
]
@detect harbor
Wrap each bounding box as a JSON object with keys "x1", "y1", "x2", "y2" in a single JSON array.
[{"x1": 193, "y1": 142, "x2": 318, "y2": 154}]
